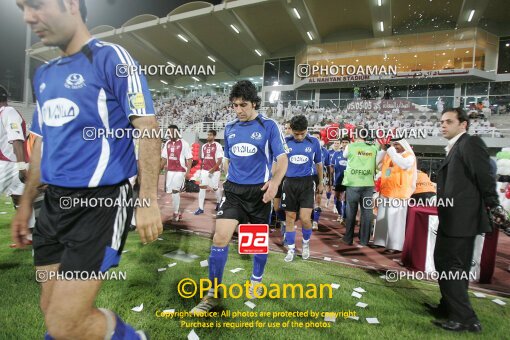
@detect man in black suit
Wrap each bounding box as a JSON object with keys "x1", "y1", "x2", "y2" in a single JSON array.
[{"x1": 429, "y1": 107, "x2": 499, "y2": 332}]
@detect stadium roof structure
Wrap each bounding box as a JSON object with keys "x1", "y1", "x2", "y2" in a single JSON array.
[{"x1": 26, "y1": 0, "x2": 510, "y2": 91}]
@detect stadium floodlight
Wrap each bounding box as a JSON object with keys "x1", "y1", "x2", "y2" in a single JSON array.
[
  {"x1": 177, "y1": 34, "x2": 189, "y2": 43},
  {"x1": 307, "y1": 32, "x2": 314, "y2": 40},
  {"x1": 380, "y1": 21, "x2": 384, "y2": 32},
  {"x1": 378, "y1": 0, "x2": 382, "y2": 6},
  {"x1": 192, "y1": 76, "x2": 200, "y2": 82},
  {"x1": 468, "y1": 10, "x2": 475, "y2": 22},
  {"x1": 254, "y1": 49, "x2": 262, "y2": 56},
  {"x1": 230, "y1": 24, "x2": 240, "y2": 34},
  {"x1": 207, "y1": 56, "x2": 216, "y2": 62},
  {"x1": 293, "y1": 8, "x2": 301, "y2": 19},
  {"x1": 160, "y1": 80, "x2": 168, "y2": 85}
]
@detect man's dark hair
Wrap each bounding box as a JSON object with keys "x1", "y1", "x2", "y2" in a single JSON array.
[
  {"x1": 0, "y1": 86, "x2": 7, "y2": 103},
  {"x1": 58, "y1": 0, "x2": 87, "y2": 22},
  {"x1": 290, "y1": 115, "x2": 308, "y2": 131},
  {"x1": 442, "y1": 107, "x2": 470, "y2": 130},
  {"x1": 229, "y1": 80, "x2": 261, "y2": 109},
  {"x1": 168, "y1": 124, "x2": 179, "y2": 132},
  {"x1": 341, "y1": 136, "x2": 350, "y2": 142},
  {"x1": 208, "y1": 129, "x2": 217, "y2": 137}
]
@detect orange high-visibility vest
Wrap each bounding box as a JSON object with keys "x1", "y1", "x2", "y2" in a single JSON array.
[
  {"x1": 380, "y1": 151, "x2": 415, "y2": 198},
  {"x1": 413, "y1": 171, "x2": 436, "y2": 194}
]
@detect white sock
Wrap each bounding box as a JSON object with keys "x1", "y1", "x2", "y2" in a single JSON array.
[
  {"x1": 288, "y1": 244, "x2": 295, "y2": 251},
  {"x1": 199, "y1": 189, "x2": 206, "y2": 210},
  {"x1": 98, "y1": 308, "x2": 116, "y2": 340},
  {"x1": 303, "y1": 239, "x2": 310, "y2": 244},
  {"x1": 214, "y1": 189, "x2": 222, "y2": 203},
  {"x1": 172, "y1": 193, "x2": 180, "y2": 214}
]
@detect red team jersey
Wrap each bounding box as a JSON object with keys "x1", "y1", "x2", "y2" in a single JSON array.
[
  {"x1": 163, "y1": 139, "x2": 192, "y2": 172},
  {"x1": 201, "y1": 142, "x2": 224, "y2": 171}
]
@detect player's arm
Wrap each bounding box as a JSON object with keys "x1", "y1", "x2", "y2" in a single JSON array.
[
  {"x1": 314, "y1": 140, "x2": 323, "y2": 193},
  {"x1": 11, "y1": 136, "x2": 42, "y2": 247},
  {"x1": 3, "y1": 108, "x2": 27, "y2": 182},
  {"x1": 160, "y1": 142, "x2": 167, "y2": 171},
  {"x1": 131, "y1": 116, "x2": 163, "y2": 243},
  {"x1": 104, "y1": 45, "x2": 162, "y2": 243},
  {"x1": 261, "y1": 122, "x2": 288, "y2": 203},
  {"x1": 210, "y1": 144, "x2": 223, "y2": 173}
]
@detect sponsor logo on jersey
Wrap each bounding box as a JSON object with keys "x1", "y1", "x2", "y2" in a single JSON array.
[
  {"x1": 41, "y1": 98, "x2": 79, "y2": 126},
  {"x1": 128, "y1": 92, "x2": 146, "y2": 110},
  {"x1": 39, "y1": 83, "x2": 46, "y2": 93},
  {"x1": 228, "y1": 134, "x2": 236, "y2": 139},
  {"x1": 10, "y1": 123, "x2": 18, "y2": 130},
  {"x1": 251, "y1": 132, "x2": 262, "y2": 140},
  {"x1": 231, "y1": 143, "x2": 257, "y2": 157},
  {"x1": 339, "y1": 160, "x2": 347, "y2": 166},
  {"x1": 305, "y1": 147, "x2": 312, "y2": 153},
  {"x1": 64, "y1": 73, "x2": 86, "y2": 89},
  {"x1": 289, "y1": 155, "x2": 309, "y2": 165}
]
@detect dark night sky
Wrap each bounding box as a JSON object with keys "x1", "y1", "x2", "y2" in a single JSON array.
[{"x1": 0, "y1": 0, "x2": 221, "y2": 101}]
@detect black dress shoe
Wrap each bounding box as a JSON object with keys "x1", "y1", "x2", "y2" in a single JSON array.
[
  {"x1": 423, "y1": 302, "x2": 447, "y2": 318},
  {"x1": 432, "y1": 319, "x2": 482, "y2": 333}
]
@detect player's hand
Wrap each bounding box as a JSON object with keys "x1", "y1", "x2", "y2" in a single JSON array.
[
  {"x1": 261, "y1": 179, "x2": 278, "y2": 203},
  {"x1": 11, "y1": 204, "x2": 32, "y2": 248},
  {"x1": 135, "y1": 203, "x2": 163, "y2": 244},
  {"x1": 18, "y1": 170, "x2": 27, "y2": 183},
  {"x1": 317, "y1": 183, "x2": 324, "y2": 194}
]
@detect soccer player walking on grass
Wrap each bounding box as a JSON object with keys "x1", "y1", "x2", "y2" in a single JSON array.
[
  {"x1": 11, "y1": 0, "x2": 162, "y2": 338},
  {"x1": 281, "y1": 115, "x2": 323, "y2": 262},
  {"x1": 190, "y1": 80, "x2": 288, "y2": 314}
]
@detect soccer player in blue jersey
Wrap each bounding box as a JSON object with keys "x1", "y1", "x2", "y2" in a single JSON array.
[
  {"x1": 330, "y1": 137, "x2": 350, "y2": 223},
  {"x1": 190, "y1": 80, "x2": 288, "y2": 313},
  {"x1": 11, "y1": 1, "x2": 162, "y2": 339},
  {"x1": 282, "y1": 115, "x2": 322, "y2": 262}
]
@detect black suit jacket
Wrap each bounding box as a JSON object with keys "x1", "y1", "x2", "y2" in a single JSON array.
[{"x1": 436, "y1": 133, "x2": 499, "y2": 237}]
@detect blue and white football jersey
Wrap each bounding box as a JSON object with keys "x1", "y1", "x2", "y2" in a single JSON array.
[
  {"x1": 224, "y1": 114, "x2": 287, "y2": 185},
  {"x1": 285, "y1": 135, "x2": 322, "y2": 178},
  {"x1": 31, "y1": 38, "x2": 154, "y2": 188},
  {"x1": 331, "y1": 150, "x2": 348, "y2": 185}
]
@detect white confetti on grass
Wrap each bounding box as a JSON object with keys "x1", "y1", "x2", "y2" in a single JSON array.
[
  {"x1": 356, "y1": 302, "x2": 368, "y2": 308},
  {"x1": 473, "y1": 292, "x2": 486, "y2": 298},
  {"x1": 168, "y1": 263, "x2": 177, "y2": 268},
  {"x1": 200, "y1": 260, "x2": 208, "y2": 267},
  {"x1": 330, "y1": 283, "x2": 340, "y2": 289},
  {"x1": 354, "y1": 287, "x2": 366, "y2": 293},
  {"x1": 188, "y1": 329, "x2": 200, "y2": 340},
  {"x1": 131, "y1": 303, "x2": 143, "y2": 312},
  {"x1": 366, "y1": 317, "x2": 380, "y2": 324},
  {"x1": 351, "y1": 292, "x2": 362, "y2": 299},
  {"x1": 245, "y1": 301, "x2": 256, "y2": 309},
  {"x1": 492, "y1": 299, "x2": 506, "y2": 306}
]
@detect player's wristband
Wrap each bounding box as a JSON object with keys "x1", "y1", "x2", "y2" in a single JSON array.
[{"x1": 17, "y1": 162, "x2": 27, "y2": 171}]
